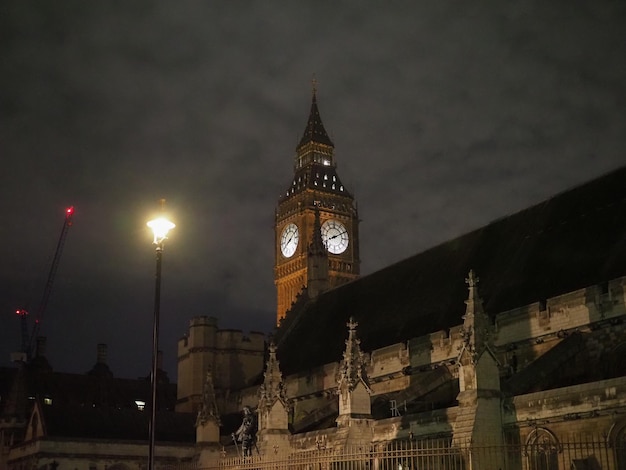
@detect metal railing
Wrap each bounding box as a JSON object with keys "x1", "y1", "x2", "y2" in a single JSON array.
[{"x1": 193, "y1": 435, "x2": 625, "y2": 470}]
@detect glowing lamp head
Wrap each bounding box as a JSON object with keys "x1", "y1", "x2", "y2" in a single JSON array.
[{"x1": 147, "y1": 217, "x2": 175, "y2": 245}]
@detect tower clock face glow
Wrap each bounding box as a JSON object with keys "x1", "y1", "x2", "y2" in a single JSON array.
[
  {"x1": 280, "y1": 223, "x2": 299, "y2": 258},
  {"x1": 321, "y1": 219, "x2": 349, "y2": 254}
]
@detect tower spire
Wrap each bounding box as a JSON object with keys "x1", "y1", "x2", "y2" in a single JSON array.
[
  {"x1": 459, "y1": 269, "x2": 492, "y2": 363},
  {"x1": 298, "y1": 84, "x2": 334, "y2": 149}
]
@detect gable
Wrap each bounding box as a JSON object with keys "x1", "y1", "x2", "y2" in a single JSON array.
[{"x1": 24, "y1": 401, "x2": 45, "y2": 441}]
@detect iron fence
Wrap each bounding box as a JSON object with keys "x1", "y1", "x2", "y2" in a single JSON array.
[{"x1": 194, "y1": 436, "x2": 625, "y2": 470}]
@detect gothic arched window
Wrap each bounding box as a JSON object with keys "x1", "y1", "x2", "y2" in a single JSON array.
[
  {"x1": 525, "y1": 428, "x2": 560, "y2": 470},
  {"x1": 608, "y1": 421, "x2": 626, "y2": 469}
]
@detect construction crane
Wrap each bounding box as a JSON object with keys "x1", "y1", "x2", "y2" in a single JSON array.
[{"x1": 14, "y1": 206, "x2": 75, "y2": 362}]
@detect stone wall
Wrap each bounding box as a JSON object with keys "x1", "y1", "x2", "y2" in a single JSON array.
[
  {"x1": 193, "y1": 276, "x2": 626, "y2": 451},
  {"x1": 8, "y1": 438, "x2": 195, "y2": 470}
]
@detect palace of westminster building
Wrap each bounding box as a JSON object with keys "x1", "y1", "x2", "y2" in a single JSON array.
[{"x1": 3, "y1": 89, "x2": 626, "y2": 469}]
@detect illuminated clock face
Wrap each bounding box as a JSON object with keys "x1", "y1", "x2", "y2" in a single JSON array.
[
  {"x1": 280, "y1": 223, "x2": 299, "y2": 258},
  {"x1": 321, "y1": 219, "x2": 349, "y2": 254}
]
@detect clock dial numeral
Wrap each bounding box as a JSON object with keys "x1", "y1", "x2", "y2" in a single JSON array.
[
  {"x1": 321, "y1": 219, "x2": 349, "y2": 254},
  {"x1": 280, "y1": 223, "x2": 299, "y2": 258}
]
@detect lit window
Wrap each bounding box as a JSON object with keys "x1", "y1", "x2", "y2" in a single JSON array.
[
  {"x1": 43, "y1": 397, "x2": 52, "y2": 406},
  {"x1": 324, "y1": 174, "x2": 328, "y2": 180},
  {"x1": 332, "y1": 184, "x2": 336, "y2": 190},
  {"x1": 340, "y1": 186, "x2": 344, "y2": 191},
  {"x1": 323, "y1": 159, "x2": 330, "y2": 166},
  {"x1": 135, "y1": 400, "x2": 146, "y2": 411}
]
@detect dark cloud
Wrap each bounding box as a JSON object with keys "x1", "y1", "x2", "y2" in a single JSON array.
[{"x1": 0, "y1": 1, "x2": 624, "y2": 378}]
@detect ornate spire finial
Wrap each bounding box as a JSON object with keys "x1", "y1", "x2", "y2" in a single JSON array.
[
  {"x1": 258, "y1": 341, "x2": 288, "y2": 409},
  {"x1": 196, "y1": 368, "x2": 221, "y2": 426},
  {"x1": 459, "y1": 269, "x2": 493, "y2": 364},
  {"x1": 337, "y1": 316, "x2": 370, "y2": 393},
  {"x1": 312, "y1": 74, "x2": 317, "y2": 96},
  {"x1": 465, "y1": 269, "x2": 482, "y2": 305},
  {"x1": 466, "y1": 269, "x2": 479, "y2": 288}
]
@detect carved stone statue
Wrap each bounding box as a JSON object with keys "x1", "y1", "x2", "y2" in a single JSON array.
[{"x1": 233, "y1": 406, "x2": 256, "y2": 456}]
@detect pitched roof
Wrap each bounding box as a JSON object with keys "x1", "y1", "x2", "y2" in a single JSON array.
[
  {"x1": 298, "y1": 91, "x2": 334, "y2": 148},
  {"x1": 276, "y1": 166, "x2": 626, "y2": 374},
  {"x1": 283, "y1": 163, "x2": 351, "y2": 198}
]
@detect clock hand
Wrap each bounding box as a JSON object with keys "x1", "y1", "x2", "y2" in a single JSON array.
[{"x1": 328, "y1": 230, "x2": 347, "y2": 240}]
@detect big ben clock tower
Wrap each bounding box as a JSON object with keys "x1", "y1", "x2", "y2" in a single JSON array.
[{"x1": 274, "y1": 87, "x2": 360, "y2": 325}]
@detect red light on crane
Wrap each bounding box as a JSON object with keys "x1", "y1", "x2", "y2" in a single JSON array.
[{"x1": 65, "y1": 206, "x2": 75, "y2": 226}]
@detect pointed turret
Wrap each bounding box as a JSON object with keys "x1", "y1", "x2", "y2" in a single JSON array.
[
  {"x1": 196, "y1": 369, "x2": 221, "y2": 446},
  {"x1": 458, "y1": 270, "x2": 493, "y2": 364},
  {"x1": 337, "y1": 317, "x2": 369, "y2": 394},
  {"x1": 336, "y1": 318, "x2": 371, "y2": 420},
  {"x1": 195, "y1": 369, "x2": 223, "y2": 465},
  {"x1": 335, "y1": 317, "x2": 372, "y2": 443},
  {"x1": 453, "y1": 270, "x2": 504, "y2": 468},
  {"x1": 258, "y1": 343, "x2": 288, "y2": 410},
  {"x1": 197, "y1": 369, "x2": 221, "y2": 427},
  {"x1": 257, "y1": 342, "x2": 290, "y2": 454}
]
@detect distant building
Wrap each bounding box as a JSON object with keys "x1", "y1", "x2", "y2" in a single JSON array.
[{"x1": 0, "y1": 341, "x2": 196, "y2": 470}]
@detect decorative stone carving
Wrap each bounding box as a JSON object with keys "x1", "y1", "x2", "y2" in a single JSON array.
[
  {"x1": 196, "y1": 369, "x2": 221, "y2": 427},
  {"x1": 336, "y1": 317, "x2": 371, "y2": 394}
]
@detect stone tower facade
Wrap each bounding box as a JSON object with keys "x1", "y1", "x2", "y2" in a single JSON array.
[
  {"x1": 274, "y1": 89, "x2": 360, "y2": 324},
  {"x1": 176, "y1": 316, "x2": 265, "y2": 413}
]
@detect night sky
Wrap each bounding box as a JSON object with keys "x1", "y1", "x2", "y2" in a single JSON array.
[{"x1": 1, "y1": 2, "x2": 624, "y2": 380}]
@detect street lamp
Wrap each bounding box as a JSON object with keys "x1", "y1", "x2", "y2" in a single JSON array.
[{"x1": 147, "y1": 215, "x2": 175, "y2": 470}]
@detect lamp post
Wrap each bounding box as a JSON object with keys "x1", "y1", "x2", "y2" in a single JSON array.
[{"x1": 147, "y1": 215, "x2": 175, "y2": 470}]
